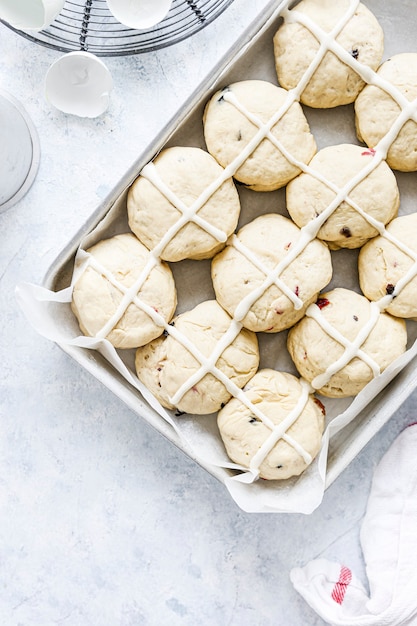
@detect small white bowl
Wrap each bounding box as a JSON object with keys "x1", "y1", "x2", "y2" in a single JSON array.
[
  {"x1": 0, "y1": 90, "x2": 40, "y2": 212},
  {"x1": 45, "y1": 51, "x2": 114, "y2": 118},
  {"x1": 0, "y1": 0, "x2": 65, "y2": 31},
  {"x1": 107, "y1": 0, "x2": 173, "y2": 30}
]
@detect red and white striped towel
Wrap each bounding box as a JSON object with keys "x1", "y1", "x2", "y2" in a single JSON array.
[{"x1": 291, "y1": 424, "x2": 417, "y2": 626}]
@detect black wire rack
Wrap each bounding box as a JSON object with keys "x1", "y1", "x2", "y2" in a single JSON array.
[{"x1": 0, "y1": 0, "x2": 236, "y2": 56}]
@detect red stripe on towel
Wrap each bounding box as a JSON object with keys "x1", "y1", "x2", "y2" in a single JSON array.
[{"x1": 331, "y1": 565, "x2": 352, "y2": 605}]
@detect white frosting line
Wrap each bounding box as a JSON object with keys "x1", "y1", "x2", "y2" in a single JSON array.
[
  {"x1": 168, "y1": 318, "x2": 243, "y2": 406},
  {"x1": 229, "y1": 234, "x2": 304, "y2": 310},
  {"x1": 140, "y1": 162, "x2": 228, "y2": 247},
  {"x1": 381, "y1": 230, "x2": 417, "y2": 262},
  {"x1": 249, "y1": 379, "x2": 313, "y2": 473},
  {"x1": 86, "y1": 253, "x2": 160, "y2": 340},
  {"x1": 290, "y1": 4, "x2": 417, "y2": 123},
  {"x1": 281, "y1": 0, "x2": 361, "y2": 104},
  {"x1": 385, "y1": 259, "x2": 417, "y2": 301},
  {"x1": 306, "y1": 300, "x2": 381, "y2": 390},
  {"x1": 233, "y1": 230, "x2": 315, "y2": 323}
]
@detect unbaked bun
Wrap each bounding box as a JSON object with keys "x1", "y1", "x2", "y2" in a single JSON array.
[
  {"x1": 287, "y1": 287, "x2": 407, "y2": 398},
  {"x1": 217, "y1": 369, "x2": 326, "y2": 480},
  {"x1": 286, "y1": 144, "x2": 399, "y2": 250},
  {"x1": 203, "y1": 80, "x2": 317, "y2": 191},
  {"x1": 211, "y1": 213, "x2": 332, "y2": 333},
  {"x1": 358, "y1": 213, "x2": 417, "y2": 320},
  {"x1": 273, "y1": 0, "x2": 384, "y2": 108},
  {"x1": 135, "y1": 300, "x2": 260, "y2": 415},
  {"x1": 127, "y1": 146, "x2": 241, "y2": 262},
  {"x1": 355, "y1": 53, "x2": 417, "y2": 171},
  {"x1": 71, "y1": 233, "x2": 177, "y2": 349}
]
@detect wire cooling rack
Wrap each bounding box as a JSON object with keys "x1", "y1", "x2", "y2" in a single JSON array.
[{"x1": 0, "y1": 0, "x2": 236, "y2": 56}]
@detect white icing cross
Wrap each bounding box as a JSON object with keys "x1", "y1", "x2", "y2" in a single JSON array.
[
  {"x1": 306, "y1": 300, "x2": 382, "y2": 391},
  {"x1": 229, "y1": 234, "x2": 304, "y2": 312},
  {"x1": 249, "y1": 379, "x2": 313, "y2": 474},
  {"x1": 139, "y1": 161, "x2": 231, "y2": 251},
  {"x1": 85, "y1": 253, "x2": 161, "y2": 341}
]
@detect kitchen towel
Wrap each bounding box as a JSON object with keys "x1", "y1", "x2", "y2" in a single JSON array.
[{"x1": 290, "y1": 423, "x2": 417, "y2": 626}]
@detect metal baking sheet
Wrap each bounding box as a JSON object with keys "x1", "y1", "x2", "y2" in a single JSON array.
[{"x1": 38, "y1": 0, "x2": 417, "y2": 508}]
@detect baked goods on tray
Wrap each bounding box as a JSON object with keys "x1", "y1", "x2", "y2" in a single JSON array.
[
  {"x1": 203, "y1": 80, "x2": 317, "y2": 191},
  {"x1": 355, "y1": 53, "x2": 417, "y2": 171},
  {"x1": 211, "y1": 213, "x2": 333, "y2": 332},
  {"x1": 285, "y1": 143, "x2": 399, "y2": 250},
  {"x1": 358, "y1": 213, "x2": 417, "y2": 320},
  {"x1": 287, "y1": 288, "x2": 407, "y2": 398},
  {"x1": 273, "y1": 0, "x2": 384, "y2": 108},
  {"x1": 67, "y1": 0, "x2": 417, "y2": 488},
  {"x1": 135, "y1": 300, "x2": 260, "y2": 415},
  {"x1": 71, "y1": 233, "x2": 177, "y2": 349},
  {"x1": 127, "y1": 146, "x2": 241, "y2": 262},
  {"x1": 217, "y1": 369, "x2": 325, "y2": 480}
]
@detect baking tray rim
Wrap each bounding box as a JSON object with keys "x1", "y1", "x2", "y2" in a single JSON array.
[{"x1": 40, "y1": 0, "x2": 417, "y2": 495}]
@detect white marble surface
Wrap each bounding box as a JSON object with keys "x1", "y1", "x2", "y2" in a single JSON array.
[{"x1": 1, "y1": 1, "x2": 417, "y2": 624}]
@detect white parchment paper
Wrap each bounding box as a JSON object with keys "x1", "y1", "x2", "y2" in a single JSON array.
[{"x1": 15, "y1": 272, "x2": 417, "y2": 513}]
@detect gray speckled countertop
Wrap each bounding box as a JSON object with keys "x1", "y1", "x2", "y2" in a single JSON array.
[{"x1": 1, "y1": 1, "x2": 417, "y2": 624}]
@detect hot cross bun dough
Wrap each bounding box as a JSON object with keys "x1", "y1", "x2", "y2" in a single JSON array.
[
  {"x1": 127, "y1": 146, "x2": 241, "y2": 262},
  {"x1": 211, "y1": 214, "x2": 332, "y2": 333},
  {"x1": 286, "y1": 144, "x2": 400, "y2": 250},
  {"x1": 358, "y1": 213, "x2": 417, "y2": 320},
  {"x1": 273, "y1": 0, "x2": 383, "y2": 109},
  {"x1": 287, "y1": 287, "x2": 407, "y2": 398},
  {"x1": 135, "y1": 300, "x2": 260, "y2": 415},
  {"x1": 202, "y1": 80, "x2": 317, "y2": 191},
  {"x1": 71, "y1": 233, "x2": 177, "y2": 349},
  {"x1": 273, "y1": 0, "x2": 384, "y2": 109},
  {"x1": 355, "y1": 53, "x2": 417, "y2": 171},
  {"x1": 217, "y1": 369, "x2": 326, "y2": 480}
]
